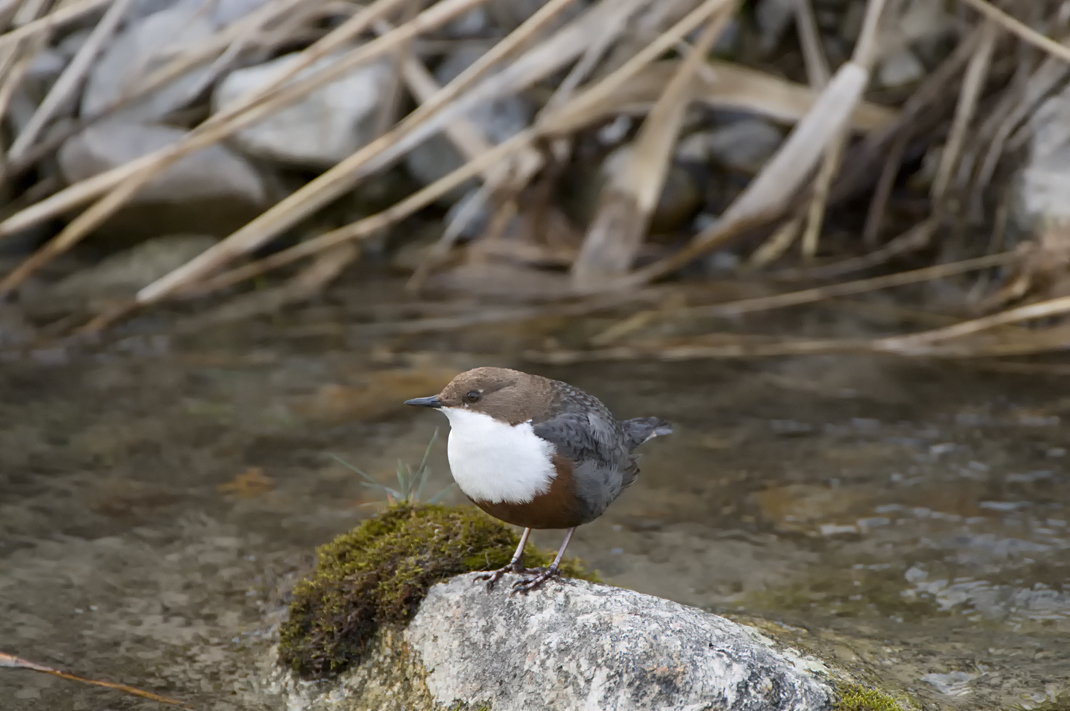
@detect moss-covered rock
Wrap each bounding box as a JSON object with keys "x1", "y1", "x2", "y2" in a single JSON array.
[{"x1": 278, "y1": 503, "x2": 597, "y2": 679}]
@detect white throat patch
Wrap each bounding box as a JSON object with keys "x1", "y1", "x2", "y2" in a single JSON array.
[{"x1": 439, "y1": 407, "x2": 556, "y2": 504}]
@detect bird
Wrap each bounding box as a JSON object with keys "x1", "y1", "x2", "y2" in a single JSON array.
[{"x1": 404, "y1": 366, "x2": 672, "y2": 593}]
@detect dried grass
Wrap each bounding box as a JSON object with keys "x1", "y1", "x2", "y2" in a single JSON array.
[{"x1": 0, "y1": 0, "x2": 1068, "y2": 366}]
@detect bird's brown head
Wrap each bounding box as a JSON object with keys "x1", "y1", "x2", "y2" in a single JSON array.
[{"x1": 404, "y1": 367, "x2": 554, "y2": 425}]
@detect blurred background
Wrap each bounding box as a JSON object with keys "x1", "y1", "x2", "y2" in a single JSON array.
[{"x1": 1, "y1": 0, "x2": 1068, "y2": 708}]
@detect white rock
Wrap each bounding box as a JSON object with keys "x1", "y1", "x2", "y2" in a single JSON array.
[
  {"x1": 82, "y1": 0, "x2": 273, "y2": 121},
  {"x1": 276, "y1": 574, "x2": 833, "y2": 711},
  {"x1": 877, "y1": 48, "x2": 925, "y2": 88},
  {"x1": 1015, "y1": 89, "x2": 1070, "y2": 230},
  {"x1": 58, "y1": 121, "x2": 267, "y2": 238},
  {"x1": 405, "y1": 45, "x2": 531, "y2": 199},
  {"x1": 82, "y1": 2, "x2": 213, "y2": 121},
  {"x1": 213, "y1": 51, "x2": 392, "y2": 167}
]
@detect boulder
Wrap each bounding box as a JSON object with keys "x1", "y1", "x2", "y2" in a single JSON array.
[
  {"x1": 1014, "y1": 87, "x2": 1070, "y2": 232},
  {"x1": 58, "y1": 121, "x2": 267, "y2": 239},
  {"x1": 679, "y1": 118, "x2": 784, "y2": 174},
  {"x1": 275, "y1": 573, "x2": 834, "y2": 711},
  {"x1": 82, "y1": 0, "x2": 274, "y2": 121},
  {"x1": 212, "y1": 50, "x2": 393, "y2": 167},
  {"x1": 35, "y1": 234, "x2": 218, "y2": 317}
]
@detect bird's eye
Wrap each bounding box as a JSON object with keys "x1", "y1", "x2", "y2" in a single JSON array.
[{"x1": 465, "y1": 390, "x2": 481, "y2": 403}]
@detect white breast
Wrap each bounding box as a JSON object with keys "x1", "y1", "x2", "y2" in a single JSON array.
[{"x1": 439, "y1": 408, "x2": 556, "y2": 504}]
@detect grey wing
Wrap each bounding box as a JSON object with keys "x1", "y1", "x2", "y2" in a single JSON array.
[{"x1": 531, "y1": 410, "x2": 636, "y2": 523}]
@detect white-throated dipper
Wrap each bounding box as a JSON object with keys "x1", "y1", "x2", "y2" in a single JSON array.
[{"x1": 404, "y1": 367, "x2": 672, "y2": 593}]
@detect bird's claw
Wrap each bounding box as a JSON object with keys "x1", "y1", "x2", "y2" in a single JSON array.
[
  {"x1": 509, "y1": 565, "x2": 561, "y2": 595},
  {"x1": 477, "y1": 561, "x2": 544, "y2": 591}
]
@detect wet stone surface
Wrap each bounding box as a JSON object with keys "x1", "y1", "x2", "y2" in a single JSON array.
[{"x1": 0, "y1": 321, "x2": 1068, "y2": 709}]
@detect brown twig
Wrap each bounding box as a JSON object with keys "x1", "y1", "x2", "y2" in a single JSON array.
[{"x1": 0, "y1": 651, "x2": 194, "y2": 709}]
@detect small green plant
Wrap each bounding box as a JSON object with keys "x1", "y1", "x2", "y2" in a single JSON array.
[
  {"x1": 331, "y1": 429, "x2": 455, "y2": 505},
  {"x1": 834, "y1": 681, "x2": 909, "y2": 711}
]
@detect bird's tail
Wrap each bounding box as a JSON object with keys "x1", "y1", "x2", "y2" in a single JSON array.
[{"x1": 621, "y1": 417, "x2": 674, "y2": 450}]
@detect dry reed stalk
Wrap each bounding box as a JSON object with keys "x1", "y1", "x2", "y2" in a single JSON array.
[
  {"x1": 0, "y1": 0, "x2": 112, "y2": 53},
  {"x1": 201, "y1": 0, "x2": 415, "y2": 129},
  {"x1": 5, "y1": 0, "x2": 312, "y2": 178},
  {"x1": 372, "y1": 14, "x2": 538, "y2": 290},
  {"x1": 930, "y1": 18, "x2": 997, "y2": 208},
  {"x1": 133, "y1": 0, "x2": 592, "y2": 305},
  {"x1": 181, "y1": 242, "x2": 361, "y2": 328},
  {"x1": 408, "y1": 0, "x2": 654, "y2": 289},
  {"x1": 623, "y1": 0, "x2": 890, "y2": 287},
  {"x1": 959, "y1": 0, "x2": 1070, "y2": 63},
  {"x1": 830, "y1": 23, "x2": 984, "y2": 206},
  {"x1": 132, "y1": 0, "x2": 732, "y2": 305},
  {"x1": 8, "y1": 0, "x2": 137, "y2": 161},
  {"x1": 681, "y1": 250, "x2": 1014, "y2": 318},
  {"x1": 875, "y1": 293, "x2": 1070, "y2": 352},
  {"x1": 545, "y1": 0, "x2": 651, "y2": 110},
  {"x1": 588, "y1": 59, "x2": 897, "y2": 130},
  {"x1": 526, "y1": 337, "x2": 881, "y2": 364},
  {"x1": 570, "y1": 2, "x2": 735, "y2": 287},
  {"x1": 0, "y1": 38, "x2": 38, "y2": 141},
  {"x1": 525, "y1": 324, "x2": 1070, "y2": 363},
  {"x1": 795, "y1": 0, "x2": 830, "y2": 86},
  {"x1": 774, "y1": 218, "x2": 934, "y2": 281},
  {"x1": 802, "y1": 0, "x2": 891, "y2": 260},
  {"x1": 747, "y1": 215, "x2": 804, "y2": 269},
  {"x1": 793, "y1": 0, "x2": 835, "y2": 261},
  {"x1": 860, "y1": 131, "x2": 907, "y2": 247},
  {"x1": 0, "y1": 0, "x2": 494, "y2": 293},
  {"x1": 966, "y1": 50, "x2": 1069, "y2": 217},
  {"x1": 0, "y1": 0, "x2": 409, "y2": 240}
]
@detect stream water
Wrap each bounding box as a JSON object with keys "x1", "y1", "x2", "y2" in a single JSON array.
[{"x1": 1, "y1": 282, "x2": 1067, "y2": 710}]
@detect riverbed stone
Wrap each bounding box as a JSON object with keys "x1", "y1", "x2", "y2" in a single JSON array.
[
  {"x1": 276, "y1": 573, "x2": 833, "y2": 711},
  {"x1": 82, "y1": 2, "x2": 215, "y2": 121},
  {"x1": 212, "y1": 50, "x2": 393, "y2": 167},
  {"x1": 1013, "y1": 87, "x2": 1070, "y2": 233},
  {"x1": 81, "y1": 0, "x2": 275, "y2": 121},
  {"x1": 27, "y1": 234, "x2": 217, "y2": 318},
  {"x1": 57, "y1": 120, "x2": 267, "y2": 239}
]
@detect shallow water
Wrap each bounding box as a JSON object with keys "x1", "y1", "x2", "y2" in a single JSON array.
[{"x1": 1, "y1": 290, "x2": 1068, "y2": 710}]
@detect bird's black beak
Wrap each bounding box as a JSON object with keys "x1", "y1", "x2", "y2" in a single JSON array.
[{"x1": 404, "y1": 395, "x2": 442, "y2": 408}]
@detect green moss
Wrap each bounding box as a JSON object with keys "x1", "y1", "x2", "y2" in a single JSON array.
[
  {"x1": 834, "y1": 681, "x2": 910, "y2": 711},
  {"x1": 278, "y1": 503, "x2": 597, "y2": 679}
]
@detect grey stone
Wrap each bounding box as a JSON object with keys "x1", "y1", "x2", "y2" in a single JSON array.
[
  {"x1": 755, "y1": 0, "x2": 796, "y2": 53},
  {"x1": 404, "y1": 45, "x2": 532, "y2": 201},
  {"x1": 45, "y1": 234, "x2": 217, "y2": 309},
  {"x1": 82, "y1": 2, "x2": 215, "y2": 120},
  {"x1": 58, "y1": 120, "x2": 267, "y2": 238},
  {"x1": 274, "y1": 573, "x2": 833, "y2": 711},
  {"x1": 1014, "y1": 89, "x2": 1070, "y2": 231},
  {"x1": 442, "y1": 7, "x2": 491, "y2": 37},
  {"x1": 876, "y1": 48, "x2": 924, "y2": 88},
  {"x1": 212, "y1": 50, "x2": 393, "y2": 167},
  {"x1": 688, "y1": 118, "x2": 784, "y2": 173},
  {"x1": 82, "y1": 0, "x2": 273, "y2": 121}
]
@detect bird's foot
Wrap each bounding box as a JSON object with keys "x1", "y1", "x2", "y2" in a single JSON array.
[
  {"x1": 477, "y1": 561, "x2": 544, "y2": 591},
  {"x1": 510, "y1": 564, "x2": 562, "y2": 595}
]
